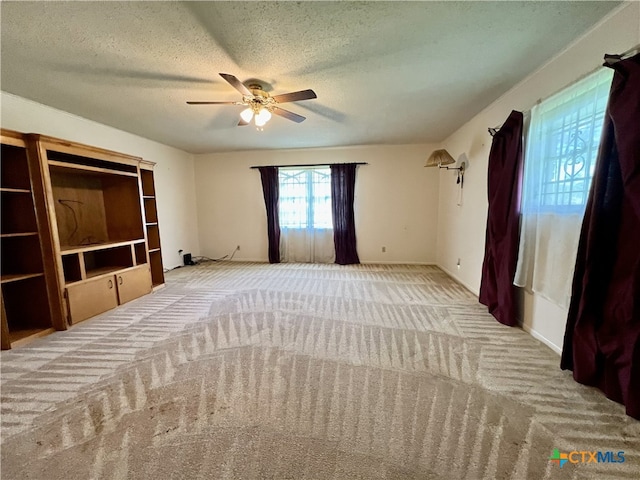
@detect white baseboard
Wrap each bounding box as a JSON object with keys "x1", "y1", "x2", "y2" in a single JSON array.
[
  {"x1": 437, "y1": 263, "x2": 562, "y2": 356},
  {"x1": 164, "y1": 262, "x2": 182, "y2": 270},
  {"x1": 521, "y1": 323, "x2": 562, "y2": 355},
  {"x1": 227, "y1": 258, "x2": 267, "y2": 262},
  {"x1": 437, "y1": 264, "x2": 480, "y2": 296},
  {"x1": 360, "y1": 261, "x2": 436, "y2": 265},
  {"x1": 225, "y1": 259, "x2": 437, "y2": 265}
]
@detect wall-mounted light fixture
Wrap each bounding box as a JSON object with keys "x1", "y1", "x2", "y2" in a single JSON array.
[{"x1": 424, "y1": 149, "x2": 466, "y2": 186}]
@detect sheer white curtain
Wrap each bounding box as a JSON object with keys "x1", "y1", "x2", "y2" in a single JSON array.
[
  {"x1": 514, "y1": 68, "x2": 613, "y2": 308},
  {"x1": 279, "y1": 167, "x2": 335, "y2": 263}
]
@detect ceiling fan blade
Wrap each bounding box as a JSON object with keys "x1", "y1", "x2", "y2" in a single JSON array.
[
  {"x1": 186, "y1": 101, "x2": 238, "y2": 105},
  {"x1": 272, "y1": 89, "x2": 317, "y2": 104},
  {"x1": 272, "y1": 107, "x2": 306, "y2": 123},
  {"x1": 219, "y1": 73, "x2": 252, "y2": 96}
]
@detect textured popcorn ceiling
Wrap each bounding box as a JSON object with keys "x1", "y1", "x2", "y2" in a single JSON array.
[{"x1": 0, "y1": 1, "x2": 620, "y2": 154}]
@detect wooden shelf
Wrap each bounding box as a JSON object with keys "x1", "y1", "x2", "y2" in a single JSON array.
[
  {"x1": 1, "y1": 187, "x2": 31, "y2": 194},
  {"x1": 148, "y1": 248, "x2": 161, "y2": 253},
  {"x1": 9, "y1": 327, "x2": 56, "y2": 347},
  {"x1": 146, "y1": 222, "x2": 158, "y2": 226},
  {"x1": 60, "y1": 239, "x2": 145, "y2": 255},
  {"x1": 1, "y1": 232, "x2": 39, "y2": 238},
  {"x1": 49, "y1": 160, "x2": 139, "y2": 178},
  {"x1": 1, "y1": 272, "x2": 44, "y2": 284},
  {"x1": 143, "y1": 195, "x2": 155, "y2": 199},
  {"x1": 85, "y1": 266, "x2": 126, "y2": 280},
  {"x1": 64, "y1": 266, "x2": 124, "y2": 286}
]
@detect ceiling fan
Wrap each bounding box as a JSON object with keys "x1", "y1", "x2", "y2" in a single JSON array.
[{"x1": 187, "y1": 73, "x2": 317, "y2": 127}]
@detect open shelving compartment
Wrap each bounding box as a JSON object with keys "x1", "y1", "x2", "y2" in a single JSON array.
[
  {"x1": 48, "y1": 158, "x2": 145, "y2": 251},
  {"x1": 1, "y1": 233, "x2": 53, "y2": 346},
  {"x1": 1, "y1": 133, "x2": 62, "y2": 349},
  {"x1": 61, "y1": 240, "x2": 149, "y2": 284},
  {"x1": 2, "y1": 276, "x2": 55, "y2": 346},
  {"x1": 143, "y1": 197, "x2": 158, "y2": 223},
  {"x1": 140, "y1": 162, "x2": 165, "y2": 288}
]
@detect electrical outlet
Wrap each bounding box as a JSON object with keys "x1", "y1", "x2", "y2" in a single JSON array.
[{"x1": 382, "y1": 246, "x2": 386, "y2": 253}]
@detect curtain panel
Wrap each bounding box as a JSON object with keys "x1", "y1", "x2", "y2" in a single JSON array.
[
  {"x1": 258, "y1": 166, "x2": 281, "y2": 264},
  {"x1": 561, "y1": 54, "x2": 640, "y2": 419},
  {"x1": 330, "y1": 163, "x2": 360, "y2": 265},
  {"x1": 479, "y1": 110, "x2": 524, "y2": 326}
]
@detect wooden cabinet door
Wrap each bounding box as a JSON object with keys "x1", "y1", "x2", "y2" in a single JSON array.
[
  {"x1": 66, "y1": 276, "x2": 118, "y2": 324},
  {"x1": 116, "y1": 265, "x2": 152, "y2": 305}
]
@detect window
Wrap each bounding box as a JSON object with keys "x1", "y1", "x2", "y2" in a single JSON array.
[
  {"x1": 523, "y1": 68, "x2": 613, "y2": 214},
  {"x1": 279, "y1": 167, "x2": 332, "y2": 229},
  {"x1": 515, "y1": 68, "x2": 614, "y2": 308}
]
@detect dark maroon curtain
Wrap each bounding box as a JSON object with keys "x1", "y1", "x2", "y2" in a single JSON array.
[
  {"x1": 561, "y1": 54, "x2": 640, "y2": 419},
  {"x1": 479, "y1": 110, "x2": 524, "y2": 326},
  {"x1": 258, "y1": 166, "x2": 281, "y2": 264},
  {"x1": 330, "y1": 163, "x2": 360, "y2": 265}
]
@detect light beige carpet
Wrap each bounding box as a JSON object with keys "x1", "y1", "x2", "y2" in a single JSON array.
[{"x1": 1, "y1": 263, "x2": 638, "y2": 479}]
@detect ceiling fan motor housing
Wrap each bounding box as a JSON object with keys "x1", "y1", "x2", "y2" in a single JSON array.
[{"x1": 245, "y1": 85, "x2": 276, "y2": 113}]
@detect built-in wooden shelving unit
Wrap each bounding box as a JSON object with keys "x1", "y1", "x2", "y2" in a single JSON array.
[{"x1": 1, "y1": 130, "x2": 165, "y2": 349}]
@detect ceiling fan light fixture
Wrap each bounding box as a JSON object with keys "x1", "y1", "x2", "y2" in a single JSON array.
[
  {"x1": 240, "y1": 107, "x2": 254, "y2": 123},
  {"x1": 255, "y1": 108, "x2": 272, "y2": 126},
  {"x1": 188, "y1": 73, "x2": 315, "y2": 127}
]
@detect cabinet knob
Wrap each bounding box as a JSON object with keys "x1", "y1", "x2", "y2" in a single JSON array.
[
  {"x1": 108, "y1": 279, "x2": 113, "y2": 289},
  {"x1": 118, "y1": 276, "x2": 123, "y2": 285}
]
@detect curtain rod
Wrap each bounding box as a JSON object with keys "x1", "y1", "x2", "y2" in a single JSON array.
[
  {"x1": 604, "y1": 43, "x2": 640, "y2": 65},
  {"x1": 621, "y1": 43, "x2": 640, "y2": 58},
  {"x1": 487, "y1": 44, "x2": 639, "y2": 136},
  {"x1": 250, "y1": 162, "x2": 368, "y2": 169}
]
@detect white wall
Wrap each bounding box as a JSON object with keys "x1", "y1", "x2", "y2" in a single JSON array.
[
  {"x1": 437, "y1": 2, "x2": 640, "y2": 353},
  {"x1": 194, "y1": 144, "x2": 439, "y2": 263},
  {"x1": 1, "y1": 92, "x2": 200, "y2": 269}
]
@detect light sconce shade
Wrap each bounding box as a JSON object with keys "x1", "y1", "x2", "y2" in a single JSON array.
[
  {"x1": 424, "y1": 148, "x2": 466, "y2": 187},
  {"x1": 425, "y1": 149, "x2": 456, "y2": 167}
]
